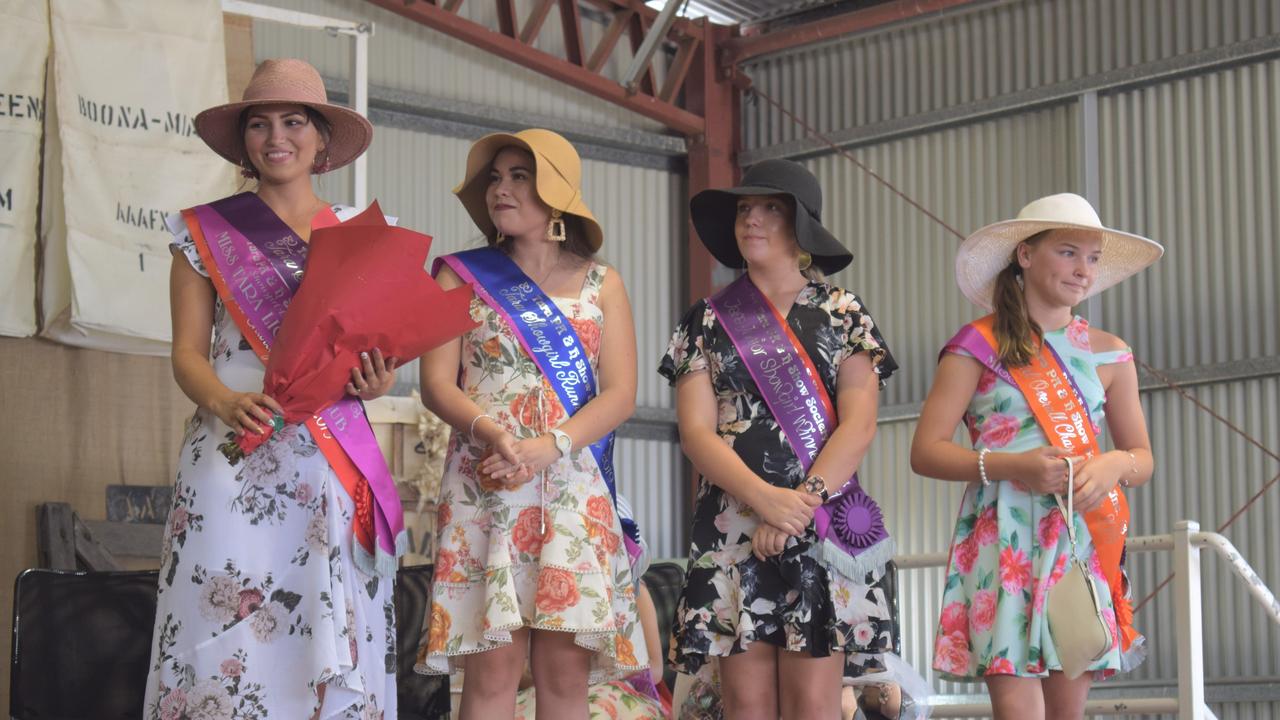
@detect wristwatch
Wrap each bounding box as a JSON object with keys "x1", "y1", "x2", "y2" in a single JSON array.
[
  {"x1": 550, "y1": 429, "x2": 573, "y2": 458},
  {"x1": 802, "y1": 475, "x2": 830, "y2": 502}
]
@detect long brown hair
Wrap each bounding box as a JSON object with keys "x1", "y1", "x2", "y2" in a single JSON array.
[{"x1": 992, "y1": 230, "x2": 1051, "y2": 367}]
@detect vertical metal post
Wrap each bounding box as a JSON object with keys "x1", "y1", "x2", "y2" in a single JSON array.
[
  {"x1": 684, "y1": 21, "x2": 738, "y2": 304},
  {"x1": 1173, "y1": 520, "x2": 1206, "y2": 720},
  {"x1": 1077, "y1": 90, "x2": 1101, "y2": 322},
  {"x1": 351, "y1": 26, "x2": 371, "y2": 209}
]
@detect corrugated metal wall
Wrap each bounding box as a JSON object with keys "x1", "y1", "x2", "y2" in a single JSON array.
[
  {"x1": 742, "y1": 0, "x2": 1280, "y2": 151},
  {"x1": 1098, "y1": 56, "x2": 1280, "y2": 368},
  {"x1": 249, "y1": 0, "x2": 690, "y2": 557},
  {"x1": 744, "y1": 0, "x2": 1280, "y2": 715},
  {"x1": 803, "y1": 103, "x2": 1078, "y2": 406}
]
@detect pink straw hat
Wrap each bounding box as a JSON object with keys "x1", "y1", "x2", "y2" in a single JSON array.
[{"x1": 194, "y1": 58, "x2": 372, "y2": 172}]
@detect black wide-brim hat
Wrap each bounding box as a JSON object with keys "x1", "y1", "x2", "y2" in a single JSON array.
[{"x1": 690, "y1": 159, "x2": 852, "y2": 275}]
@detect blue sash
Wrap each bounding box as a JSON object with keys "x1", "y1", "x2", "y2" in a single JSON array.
[{"x1": 436, "y1": 247, "x2": 640, "y2": 545}]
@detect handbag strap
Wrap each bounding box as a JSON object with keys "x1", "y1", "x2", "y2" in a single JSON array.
[{"x1": 1053, "y1": 456, "x2": 1081, "y2": 554}]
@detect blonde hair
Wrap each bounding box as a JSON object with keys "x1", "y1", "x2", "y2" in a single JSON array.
[{"x1": 802, "y1": 265, "x2": 826, "y2": 283}]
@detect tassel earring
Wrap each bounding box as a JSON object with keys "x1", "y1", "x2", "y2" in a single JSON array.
[{"x1": 546, "y1": 209, "x2": 567, "y2": 242}]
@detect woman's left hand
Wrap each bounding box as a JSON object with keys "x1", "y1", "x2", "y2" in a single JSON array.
[
  {"x1": 1070, "y1": 451, "x2": 1125, "y2": 513},
  {"x1": 478, "y1": 435, "x2": 561, "y2": 480},
  {"x1": 346, "y1": 348, "x2": 399, "y2": 400},
  {"x1": 751, "y1": 523, "x2": 791, "y2": 561}
]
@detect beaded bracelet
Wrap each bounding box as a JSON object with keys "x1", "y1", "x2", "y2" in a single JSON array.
[
  {"x1": 1121, "y1": 450, "x2": 1138, "y2": 488},
  {"x1": 978, "y1": 448, "x2": 992, "y2": 486}
]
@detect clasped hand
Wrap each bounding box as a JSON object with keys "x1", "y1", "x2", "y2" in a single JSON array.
[
  {"x1": 1014, "y1": 446, "x2": 1125, "y2": 513},
  {"x1": 750, "y1": 484, "x2": 822, "y2": 560},
  {"x1": 477, "y1": 432, "x2": 563, "y2": 488}
]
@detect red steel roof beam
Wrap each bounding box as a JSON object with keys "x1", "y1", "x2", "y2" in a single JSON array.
[
  {"x1": 684, "y1": 20, "x2": 738, "y2": 304},
  {"x1": 587, "y1": 9, "x2": 635, "y2": 73},
  {"x1": 659, "y1": 36, "x2": 699, "y2": 104},
  {"x1": 626, "y1": 12, "x2": 657, "y2": 96},
  {"x1": 520, "y1": 0, "x2": 557, "y2": 44},
  {"x1": 557, "y1": 0, "x2": 586, "y2": 66},
  {"x1": 582, "y1": 0, "x2": 696, "y2": 38},
  {"x1": 365, "y1": 0, "x2": 703, "y2": 134},
  {"x1": 496, "y1": 0, "x2": 518, "y2": 37}
]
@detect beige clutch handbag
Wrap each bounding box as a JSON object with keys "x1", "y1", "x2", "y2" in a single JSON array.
[{"x1": 1045, "y1": 457, "x2": 1114, "y2": 679}]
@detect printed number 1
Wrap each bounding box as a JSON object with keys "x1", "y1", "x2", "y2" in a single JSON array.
[{"x1": 139, "y1": 253, "x2": 144, "y2": 272}]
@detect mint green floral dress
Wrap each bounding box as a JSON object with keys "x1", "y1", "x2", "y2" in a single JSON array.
[{"x1": 931, "y1": 316, "x2": 1146, "y2": 681}]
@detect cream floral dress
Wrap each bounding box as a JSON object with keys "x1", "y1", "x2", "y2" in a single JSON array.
[
  {"x1": 144, "y1": 207, "x2": 396, "y2": 719},
  {"x1": 415, "y1": 262, "x2": 647, "y2": 683}
]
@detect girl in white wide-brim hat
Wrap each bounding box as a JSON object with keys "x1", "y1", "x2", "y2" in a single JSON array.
[{"x1": 912, "y1": 193, "x2": 1162, "y2": 719}]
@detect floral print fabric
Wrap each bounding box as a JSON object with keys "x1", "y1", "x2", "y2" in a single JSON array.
[
  {"x1": 932, "y1": 316, "x2": 1140, "y2": 681},
  {"x1": 657, "y1": 283, "x2": 900, "y2": 677},
  {"x1": 415, "y1": 262, "x2": 647, "y2": 684},
  {"x1": 144, "y1": 207, "x2": 397, "y2": 719},
  {"x1": 513, "y1": 679, "x2": 667, "y2": 719}
]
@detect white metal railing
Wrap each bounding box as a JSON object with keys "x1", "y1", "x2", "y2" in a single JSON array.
[{"x1": 895, "y1": 520, "x2": 1280, "y2": 720}]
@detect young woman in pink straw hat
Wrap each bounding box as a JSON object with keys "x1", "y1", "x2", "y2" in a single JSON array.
[
  {"x1": 414, "y1": 129, "x2": 648, "y2": 719},
  {"x1": 911, "y1": 193, "x2": 1163, "y2": 718},
  {"x1": 145, "y1": 58, "x2": 401, "y2": 719}
]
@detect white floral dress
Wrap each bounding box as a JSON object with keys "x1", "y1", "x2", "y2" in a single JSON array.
[
  {"x1": 415, "y1": 262, "x2": 647, "y2": 683},
  {"x1": 144, "y1": 206, "x2": 396, "y2": 720}
]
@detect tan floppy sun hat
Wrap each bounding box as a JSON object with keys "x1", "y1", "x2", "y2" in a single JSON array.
[
  {"x1": 956, "y1": 193, "x2": 1164, "y2": 310},
  {"x1": 454, "y1": 128, "x2": 603, "y2": 251},
  {"x1": 194, "y1": 58, "x2": 372, "y2": 172}
]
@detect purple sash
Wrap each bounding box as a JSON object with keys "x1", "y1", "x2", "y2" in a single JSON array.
[
  {"x1": 707, "y1": 275, "x2": 893, "y2": 578},
  {"x1": 945, "y1": 324, "x2": 1094, "y2": 420},
  {"x1": 189, "y1": 193, "x2": 405, "y2": 577}
]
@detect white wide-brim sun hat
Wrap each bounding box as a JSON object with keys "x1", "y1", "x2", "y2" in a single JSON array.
[{"x1": 956, "y1": 193, "x2": 1165, "y2": 310}]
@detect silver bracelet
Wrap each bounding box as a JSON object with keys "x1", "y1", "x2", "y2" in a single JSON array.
[
  {"x1": 978, "y1": 448, "x2": 992, "y2": 487},
  {"x1": 469, "y1": 413, "x2": 495, "y2": 440}
]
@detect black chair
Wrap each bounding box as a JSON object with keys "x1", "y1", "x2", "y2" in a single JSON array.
[
  {"x1": 638, "y1": 560, "x2": 686, "y2": 690},
  {"x1": 10, "y1": 565, "x2": 449, "y2": 720}
]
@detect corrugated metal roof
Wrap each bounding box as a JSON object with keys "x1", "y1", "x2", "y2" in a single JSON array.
[{"x1": 652, "y1": 0, "x2": 892, "y2": 28}]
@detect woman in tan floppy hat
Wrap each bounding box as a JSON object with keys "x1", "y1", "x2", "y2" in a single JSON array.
[
  {"x1": 146, "y1": 58, "x2": 400, "y2": 719},
  {"x1": 414, "y1": 129, "x2": 648, "y2": 719},
  {"x1": 911, "y1": 193, "x2": 1162, "y2": 718}
]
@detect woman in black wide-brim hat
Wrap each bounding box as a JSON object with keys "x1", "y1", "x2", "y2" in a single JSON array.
[{"x1": 659, "y1": 160, "x2": 900, "y2": 718}]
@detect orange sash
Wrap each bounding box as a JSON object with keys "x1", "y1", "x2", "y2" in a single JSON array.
[{"x1": 962, "y1": 315, "x2": 1137, "y2": 652}]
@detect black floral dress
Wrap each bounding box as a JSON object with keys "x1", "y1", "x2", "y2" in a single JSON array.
[{"x1": 658, "y1": 282, "x2": 900, "y2": 677}]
